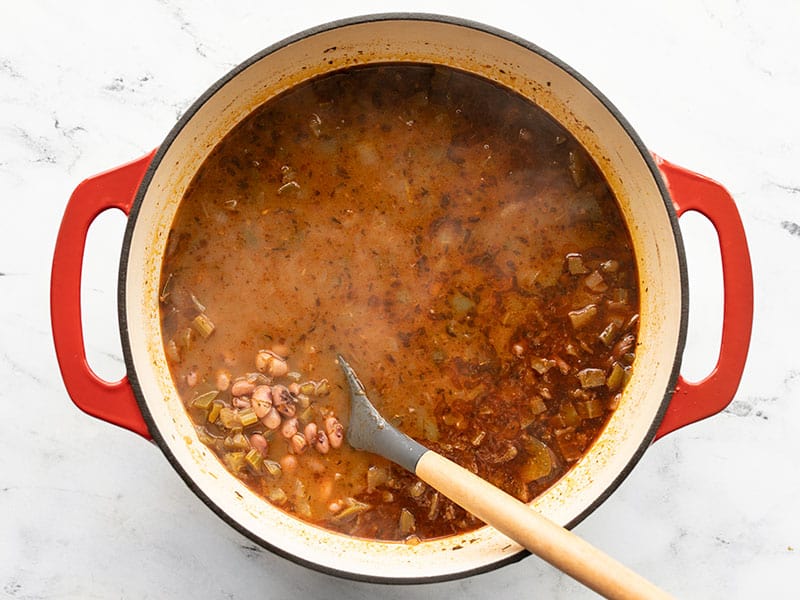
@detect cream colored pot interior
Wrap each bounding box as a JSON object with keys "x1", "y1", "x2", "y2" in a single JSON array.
[{"x1": 123, "y1": 17, "x2": 684, "y2": 581}]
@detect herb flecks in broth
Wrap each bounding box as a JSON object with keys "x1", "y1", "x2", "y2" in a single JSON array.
[{"x1": 159, "y1": 64, "x2": 639, "y2": 542}]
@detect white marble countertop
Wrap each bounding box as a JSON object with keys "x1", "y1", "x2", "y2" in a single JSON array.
[{"x1": 2, "y1": 1, "x2": 798, "y2": 598}]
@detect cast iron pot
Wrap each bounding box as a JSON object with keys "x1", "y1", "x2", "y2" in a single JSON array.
[{"x1": 51, "y1": 14, "x2": 753, "y2": 583}]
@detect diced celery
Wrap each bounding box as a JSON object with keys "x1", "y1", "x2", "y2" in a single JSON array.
[
  {"x1": 565, "y1": 253, "x2": 589, "y2": 275},
  {"x1": 207, "y1": 402, "x2": 222, "y2": 423},
  {"x1": 560, "y1": 402, "x2": 580, "y2": 427},
  {"x1": 239, "y1": 407, "x2": 258, "y2": 427},
  {"x1": 314, "y1": 379, "x2": 330, "y2": 396},
  {"x1": 576, "y1": 397, "x2": 605, "y2": 419},
  {"x1": 224, "y1": 433, "x2": 249, "y2": 452},
  {"x1": 219, "y1": 407, "x2": 240, "y2": 429},
  {"x1": 399, "y1": 508, "x2": 416, "y2": 535},
  {"x1": 223, "y1": 451, "x2": 247, "y2": 472},
  {"x1": 180, "y1": 327, "x2": 193, "y2": 351},
  {"x1": 598, "y1": 322, "x2": 619, "y2": 347},
  {"x1": 606, "y1": 362, "x2": 625, "y2": 391},
  {"x1": 298, "y1": 381, "x2": 316, "y2": 396},
  {"x1": 245, "y1": 449, "x2": 263, "y2": 472},
  {"x1": 165, "y1": 339, "x2": 181, "y2": 363},
  {"x1": 263, "y1": 460, "x2": 282, "y2": 478},
  {"x1": 519, "y1": 436, "x2": 553, "y2": 482},
  {"x1": 191, "y1": 313, "x2": 215, "y2": 339},
  {"x1": 192, "y1": 390, "x2": 219, "y2": 411},
  {"x1": 268, "y1": 487, "x2": 288, "y2": 505},
  {"x1": 330, "y1": 500, "x2": 370, "y2": 525}
]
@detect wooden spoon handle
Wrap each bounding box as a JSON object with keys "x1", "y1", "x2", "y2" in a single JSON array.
[{"x1": 415, "y1": 451, "x2": 673, "y2": 600}]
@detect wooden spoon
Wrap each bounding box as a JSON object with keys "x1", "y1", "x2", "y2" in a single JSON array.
[{"x1": 337, "y1": 354, "x2": 673, "y2": 600}]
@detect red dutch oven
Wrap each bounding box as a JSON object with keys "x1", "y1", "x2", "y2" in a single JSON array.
[{"x1": 50, "y1": 14, "x2": 753, "y2": 582}]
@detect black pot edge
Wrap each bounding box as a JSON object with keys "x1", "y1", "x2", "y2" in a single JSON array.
[{"x1": 117, "y1": 11, "x2": 689, "y2": 585}]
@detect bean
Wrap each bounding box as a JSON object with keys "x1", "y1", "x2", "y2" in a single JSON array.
[
  {"x1": 252, "y1": 385, "x2": 272, "y2": 403},
  {"x1": 251, "y1": 397, "x2": 270, "y2": 419},
  {"x1": 231, "y1": 379, "x2": 255, "y2": 397},
  {"x1": 262, "y1": 407, "x2": 281, "y2": 430},
  {"x1": 272, "y1": 385, "x2": 297, "y2": 417},
  {"x1": 251, "y1": 386, "x2": 272, "y2": 418},
  {"x1": 215, "y1": 369, "x2": 231, "y2": 391},
  {"x1": 281, "y1": 417, "x2": 299, "y2": 439},
  {"x1": 269, "y1": 358, "x2": 289, "y2": 378},
  {"x1": 276, "y1": 402, "x2": 296, "y2": 418},
  {"x1": 313, "y1": 430, "x2": 330, "y2": 454},
  {"x1": 232, "y1": 397, "x2": 250, "y2": 409},
  {"x1": 288, "y1": 382, "x2": 301, "y2": 396},
  {"x1": 324, "y1": 416, "x2": 338, "y2": 433},
  {"x1": 280, "y1": 454, "x2": 297, "y2": 473},
  {"x1": 255, "y1": 350, "x2": 289, "y2": 377},
  {"x1": 186, "y1": 369, "x2": 199, "y2": 387},
  {"x1": 255, "y1": 350, "x2": 273, "y2": 372},
  {"x1": 304, "y1": 422, "x2": 318, "y2": 443},
  {"x1": 290, "y1": 433, "x2": 309, "y2": 454},
  {"x1": 325, "y1": 416, "x2": 344, "y2": 449},
  {"x1": 249, "y1": 433, "x2": 268, "y2": 455}
]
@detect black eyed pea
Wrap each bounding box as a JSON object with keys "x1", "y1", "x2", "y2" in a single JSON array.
[
  {"x1": 272, "y1": 385, "x2": 297, "y2": 417},
  {"x1": 280, "y1": 454, "x2": 297, "y2": 473},
  {"x1": 252, "y1": 385, "x2": 272, "y2": 403},
  {"x1": 261, "y1": 407, "x2": 281, "y2": 430},
  {"x1": 231, "y1": 379, "x2": 255, "y2": 397},
  {"x1": 325, "y1": 416, "x2": 344, "y2": 449},
  {"x1": 313, "y1": 430, "x2": 330, "y2": 454},
  {"x1": 290, "y1": 432, "x2": 309, "y2": 454},
  {"x1": 186, "y1": 369, "x2": 199, "y2": 387},
  {"x1": 255, "y1": 349, "x2": 289, "y2": 378},
  {"x1": 304, "y1": 422, "x2": 318, "y2": 444},
  {"x1": 251, "y1": 397, "x2": 270, "y2": 419},
  {"x1": 215, "y1": 369, "x2": 231, "y2": 391},
  {"x1": 281, "y1": 417, "x2": 299, "y2": 439},
  {"x1": 232, "y1": 397, "x2": 250, "y2": 409},
  {"x1": 249, "y1": 433, "x2": 268, "y2": 456}
]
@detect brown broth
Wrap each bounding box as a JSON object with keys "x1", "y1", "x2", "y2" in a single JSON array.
[{"x1": 159, "y1": 64, "x2": 639, "y2": 542}]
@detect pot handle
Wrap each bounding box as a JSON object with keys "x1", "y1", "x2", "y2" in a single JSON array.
[
  {"x1": 51, "y1": 151, "x2": 157, "y2": 439},
  {"x1": 652, "y1": 155, "x2": 753, "y2": 440}
]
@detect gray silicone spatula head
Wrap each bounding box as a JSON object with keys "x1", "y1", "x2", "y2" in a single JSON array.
[{"x1": 337, "y1": 354, "x2": 427, "y2": 473}]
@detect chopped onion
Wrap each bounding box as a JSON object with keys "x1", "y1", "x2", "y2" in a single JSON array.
[
  {"x1": 578, "y1": 368, "x2": 606, "y2": 388},
  {"x1": 568, "y1": 304, "x2": 598, "y2": 329}
]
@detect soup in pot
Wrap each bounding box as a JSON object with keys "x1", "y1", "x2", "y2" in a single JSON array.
[{"x1": 159, "y1": 63, "x2": 639, "y2": 542}]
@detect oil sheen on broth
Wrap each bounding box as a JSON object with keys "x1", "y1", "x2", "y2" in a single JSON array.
[{"x1": 159, "y1": 64, "x2": 640, "y2": 542}]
